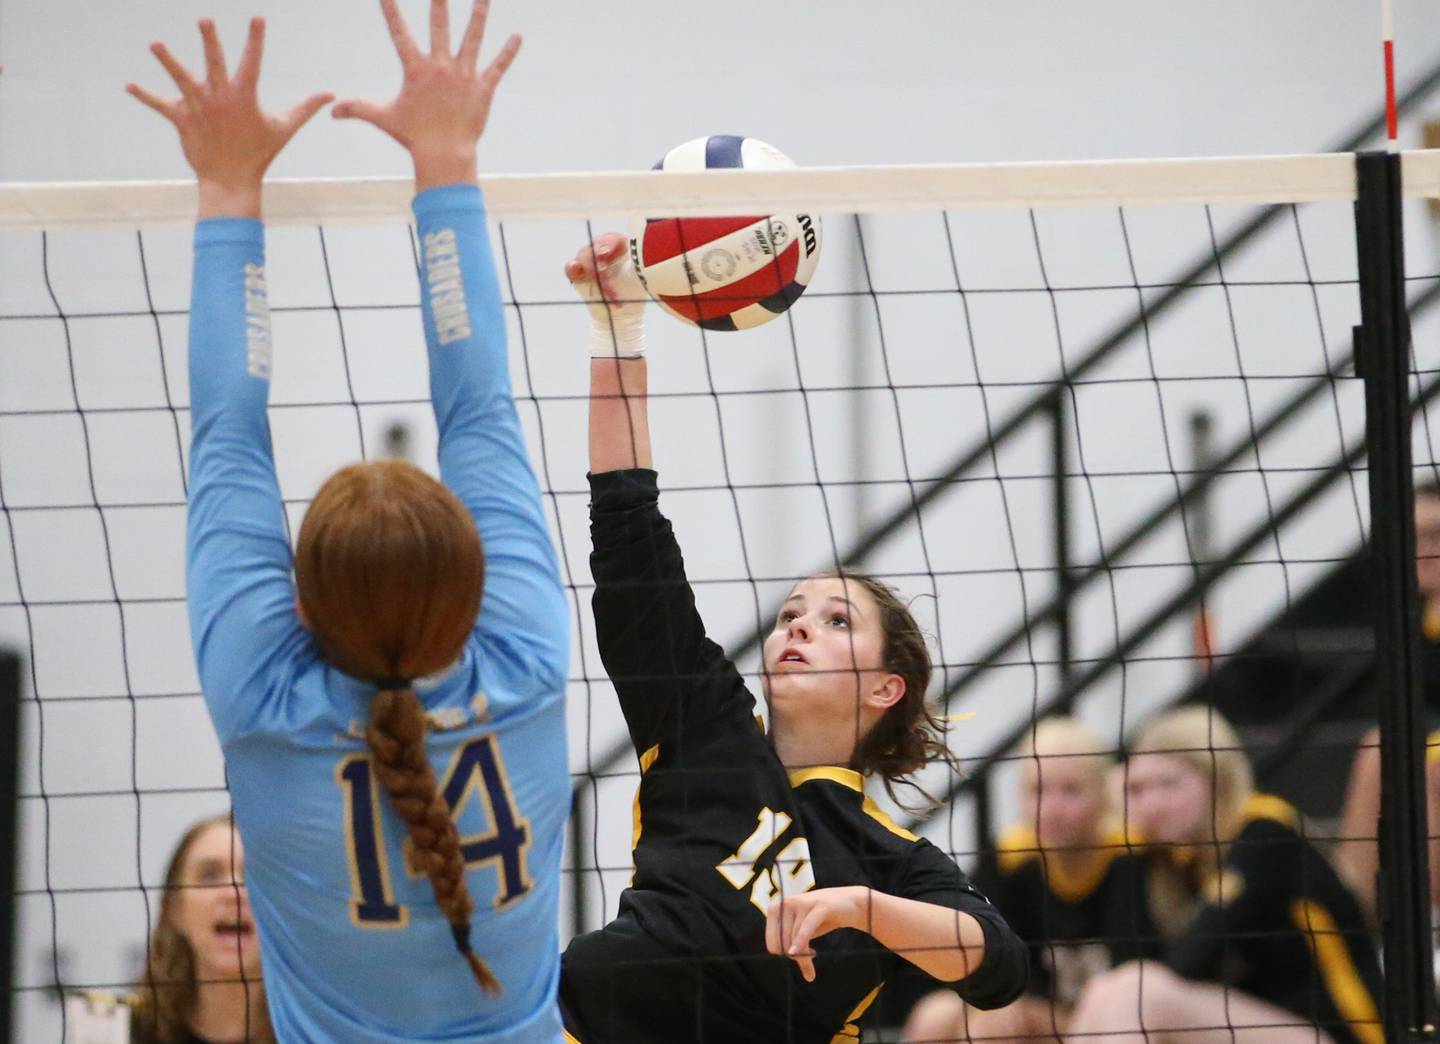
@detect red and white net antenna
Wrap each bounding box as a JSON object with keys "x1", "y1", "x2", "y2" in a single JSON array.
[{"x1": 1383, "y1": 0, "x2": 1399, "y2": 151}]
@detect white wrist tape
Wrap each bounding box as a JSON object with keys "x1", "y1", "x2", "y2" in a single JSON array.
[{"x1": 578, "y1": 249, "x2": 649, "y2": 359}]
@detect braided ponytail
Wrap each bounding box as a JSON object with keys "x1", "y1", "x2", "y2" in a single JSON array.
[
  {"x1": 294, "y1": 460, "x2": 491, "y2": 992},
  {"x1": 366, "y1": 685, "x2": 499, "y2": 994}
]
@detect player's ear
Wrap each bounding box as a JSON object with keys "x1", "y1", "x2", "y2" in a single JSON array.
[
  {"x1": 295, "y1": 594, "x2": 312, "y2": 631},
  {"x1": 866, "y1": 673, "x2": 904, "y2": 712}
]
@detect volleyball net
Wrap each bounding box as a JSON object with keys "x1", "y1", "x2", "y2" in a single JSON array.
[{"x1": 3, "y1": 149, "x2": 1438, "y2": 1039}]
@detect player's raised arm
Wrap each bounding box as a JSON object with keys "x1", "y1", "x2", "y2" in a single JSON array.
[
  {"x1": 335, "y1": 0, "x2": 567, "y2": 684},
  {"x1": 129, "y1": 18, "x2": 331, "y2": 730},
  {"x1": 565, "y1": 233, "x2": 653, "y2": 474}
]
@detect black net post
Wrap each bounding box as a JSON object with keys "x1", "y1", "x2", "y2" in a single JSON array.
[
  {"x1": 1354, "y1": 149, "x2": 1438, "y2": 1042},
  {"x1": 0, "y1": 649, "x2": 21, "y2": 1044}
]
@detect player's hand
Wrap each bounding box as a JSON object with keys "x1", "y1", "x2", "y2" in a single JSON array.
[
  {"x1": 334, "y1": 0, "x2": 521, "y2": 191},
  {"x1": 127, "y1": 18, "x2": 333, "y2": 218},
  {"x1": 566, "y1": 233, "x2": 648, "y2": 358},
  {"x1": 765, "y1": 886, "x2": 872, "y2": 983}
]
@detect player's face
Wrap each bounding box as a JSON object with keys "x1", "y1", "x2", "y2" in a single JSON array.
[
  {"x1": 1416, "y1": 494, "x2": 1440, "y2": 599},
  {"x1": 762, "y1": 577, "x2": 893, "y2": 730},
  {"x1": 172, "y1": 823, "x2": 260, "y2": 981},
  {"x1": 1021, "y1": 756, "x2": 1106, "y2": 850},
  {"x1": 1121, "y1": 753, "x2": 1214, "y2": 847}
]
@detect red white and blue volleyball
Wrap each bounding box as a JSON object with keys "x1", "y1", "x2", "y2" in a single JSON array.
[{"x1": 630, "y1": 136, "x2": 822, "y2": 331}]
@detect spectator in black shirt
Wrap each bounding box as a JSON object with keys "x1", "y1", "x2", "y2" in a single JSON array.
[
  {"x1": 556, "y1": 234, "x2": 1027, "y2": 1044},
  {"x1": 1336, "y1": 478, "x2": 1440, "y2": 921},
  {"x1": 130, "y1": 813, "x2": 271, "y2": 1044},
  {"x1": 905, "y1": 717, "x2": 1154, "y2": 1043},
  {"x1": 1067, "y1": 707, "x2": 1382, "y2": 1044}
]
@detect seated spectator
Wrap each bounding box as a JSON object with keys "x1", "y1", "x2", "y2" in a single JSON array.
[
  {"x1": 904, "y1": 717, "x2": 1154, "y2": 1043},
  {"x1": 1336, "y1": 478, "x2": 1440, "y2": 921},
  {"x1": 129, "y1": 813, "x2": 271, "y2": 1044},
  {"x1": 1067, "y1": 707, "x2": 1382, "y2": 1044}
]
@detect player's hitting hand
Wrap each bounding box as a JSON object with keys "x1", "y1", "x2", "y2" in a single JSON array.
[
  {"x1": 564, "y1": 233, "x2": 631, "y2": 303},
  {"x1": 765, "y1": 886, "x2": 872, "y2": 983},
  {"x1": 334, "y1": 0, "x2": 521, "y2": 191},
  {"x1": 127, "y1": 18, "x2": 333, "y2": 217}
]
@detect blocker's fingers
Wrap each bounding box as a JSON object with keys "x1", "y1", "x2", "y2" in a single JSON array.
[
  {"x1": 151, "y1": 42, "x2": 203, "y2": 101},
  {"x1": 479, "y1": 32, "x2": 522, "y2": 88},
  {"x1": 331, "y1": 97, "x2": 390, "y2": 127},
  {"x1": 428, "y1": 0, "x2": 451, "y2": 57},
  {"x1": 233, "y1": 17, "x2": 266, "y2": 90},
  {"x1": 199, "y1": 19, "x2": 228, "y2": 86},
  {"x1": 379, "y1": 0, "x2": 422, "y2": 64},
  {"x1": 456, "y1": 0, "x2": 491, "y2": 66},
  {"x1": 282, "y1": 92, "x2": 336, "y2": 136},
  {"x1": 125, "y1": 83, "x2": 179, "y2": 121}
]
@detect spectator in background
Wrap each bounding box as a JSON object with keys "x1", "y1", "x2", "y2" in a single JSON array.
[
  {"x1": 1067, "y1": 707, "x2": 1382, "y2": 1044},
  {"x1": 1336, "y1": 478, "x2": 1440, "y2": 922},
  {"x1": 904, "y1": 717, "x2": 1153, "y2": 1044},
  {"x1": 129, "y1": 813, "x2": 270, "y2": 1044}
]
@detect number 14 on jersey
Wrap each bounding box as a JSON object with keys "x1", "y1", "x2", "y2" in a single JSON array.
[{"x1": 335, "y1": 735, "x2": 533, "y2": 928}]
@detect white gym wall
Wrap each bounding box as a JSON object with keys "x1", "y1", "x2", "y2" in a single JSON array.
[{"x1": 6, "y1": 2, "x2": 1440, "y2": 1039}]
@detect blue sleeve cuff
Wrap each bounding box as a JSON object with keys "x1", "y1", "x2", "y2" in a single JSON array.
[
  {"x1": 412, "y1": 183, "x2": 485, "y2": 220},
  {"x1": 194, "y1": 216, "x2": 264, "y2": 246}
]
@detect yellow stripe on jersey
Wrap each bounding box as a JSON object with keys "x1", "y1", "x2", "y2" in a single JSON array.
[
  {"x1": 1241, "y1": 792, "x2": 1299, "y2": 830},
  {"x1": 789, "y1": 765, "x2": 865, "y2": 790},
  {"x1": 1427, "y1": 729, "x2": 1440, "y2": 766},
  {"x1": 995, "y1": 824, "x2": 1128, "y2": 904},
  {"x1": 1424, "y1": 603, "x2": 1440, "y2": 641},
  {"x1": 563, "y1": 1030, "x2": 585, "y2": 1044},
  {"x1": 1290, "y1": 899, "x2": 1383, "y2": 1044},
  {"x1": 830, "y1": 983, "x2": 884, "y2": 1043},
  {"x1": 788, "y1": 767, "x2": 920, "y2": 841},
  {"x1": 629, "y1": 744, "x2": 662, "y2": 883}
]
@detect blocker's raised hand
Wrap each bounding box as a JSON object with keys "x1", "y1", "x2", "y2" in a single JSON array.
[
  {"x1": 127, "y1": 18, "x2": 333, "y2": 216},
  {"x1": 334, "y1": 0, "x2": 521, "y2": 190}
]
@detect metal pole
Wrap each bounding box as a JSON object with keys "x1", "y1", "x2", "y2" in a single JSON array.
[
  {"x1": 0, "y1": 650, "x2": 22, "y2": 1044},
  {"x1": 1354, "y1": 149, "x2": 1436, "y2": 1042}
]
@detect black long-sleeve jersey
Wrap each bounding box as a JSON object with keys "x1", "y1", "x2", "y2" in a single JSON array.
[
  {"x1": 560, "y1": 469, "x2": 1027, "y2": 1044},
  {"x1": 972, "y1": 824, "x2": 1158, "y2": 1009},
  {"x1": 1164, "y1": 795, "x2": 1383, "y2": 1044}
]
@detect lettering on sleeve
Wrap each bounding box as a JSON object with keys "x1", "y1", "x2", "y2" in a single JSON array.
[{"x1": 423, "y1": 228, "x2": 473, "y2": 346}]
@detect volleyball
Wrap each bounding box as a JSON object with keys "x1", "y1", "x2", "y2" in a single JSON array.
[{"x1": 629, "y1": 135, "x2": 822, "y2": 331}]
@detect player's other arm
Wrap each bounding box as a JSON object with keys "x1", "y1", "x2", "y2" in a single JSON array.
[
  {"x1": 766, "y1": 886, "x2": 995, "y2": 984},
  {"x1": 128, "y1": 19, "x2": 331, "y2": 729},
  {"x1": 335, "y1": 4, "x2": 568, "y2": 688}
]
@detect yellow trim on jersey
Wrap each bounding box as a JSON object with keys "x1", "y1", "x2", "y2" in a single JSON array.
[
  {"x1": 563, "y1": 1030, "x2": 584, "y2": 1044},
  {"x1": 631, "y1": 744, "x2": 662, "y2": 869},
  {"x1": 1424, "y1": 603, "x2": 1440, "y2": 641},
  {"x1": 995, "y1": 824, "x2": 1128, "y2": 904},
  {"x1": 1290, "y1": 899, "x2": 1383, "y2": 1044},
  {"x1": 1241, "y1": 792, "x2": 1299, "y2": 830},
  {"x1": 788, "y1": 767, "x2": 920, "y2": 841},
  {"x1": 830, "y1": 983, "x2": 884, "y2": 1043},
  {"x1": 789, "y1": 765, "x2": 865, "y2": 790},
  {"x1": 1427, "y1": 729, "x2": 1440, "y2": 766}
]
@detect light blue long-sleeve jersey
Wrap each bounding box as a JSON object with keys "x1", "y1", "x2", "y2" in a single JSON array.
[{"x1": 185, "y1": 185, "x2": 570, "y2": 1044}]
